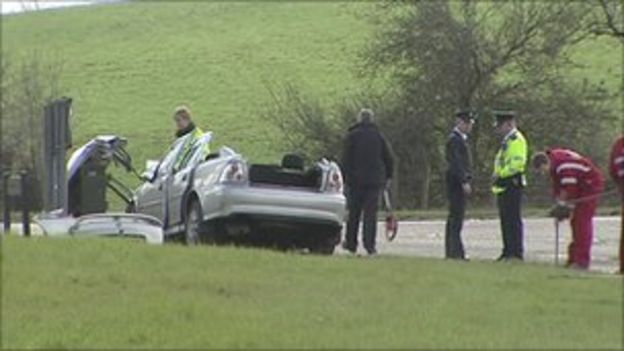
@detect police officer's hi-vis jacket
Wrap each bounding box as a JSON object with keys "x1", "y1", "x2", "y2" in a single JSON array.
[
  {"x1": 492, "y1": 128, "x2": 528, "y2": 194},
  {"x1": 174, "y1": 126, "x2": 210, "y2": 172}
]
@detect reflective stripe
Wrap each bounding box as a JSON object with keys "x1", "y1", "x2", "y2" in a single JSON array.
[
  {"x1": 563, "y1": 150, "x2": 582, "y2": 159},
  {"x1": 492, "y1": 185, "x2": 505, "y2": 194},
  {"x1": 614, "y1": 156, "x2": 624, "y2": 165},
  {"x1": 560, "y1": 177, "x2": 578, "y2": 185},
  {"x1": 556, "y1": 162, "x2": 591, "y2": 174}
]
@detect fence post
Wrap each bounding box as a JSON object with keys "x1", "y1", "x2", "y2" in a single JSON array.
[
  {"x1": 2, "y1": 171, "x2": 10, "y2": 234},
  {"x1": 20, "y1": 170, "x2": 31, "y2": 237}
]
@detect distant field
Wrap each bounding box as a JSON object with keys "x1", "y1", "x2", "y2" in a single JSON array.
[
  {"x1": 1, "y1": 2, "x2": 371, "y2": 169},
  {"x1": 2, "y1": 2, "x2": 621, "y2": 210},
  {"x1": 2, "y1": 236, "x2": 622, "y2": 349}
]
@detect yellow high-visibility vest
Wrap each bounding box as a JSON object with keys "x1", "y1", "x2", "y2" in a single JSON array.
[
  {"x1": 174, "y1": 127, "x2": 210, "y2": 171},
  {"x1": 492, "y1": 129, "x2": 528, "y2": 194}
]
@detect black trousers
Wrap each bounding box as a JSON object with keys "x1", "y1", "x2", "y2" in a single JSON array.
[
  {"x1": 345, "y1": 185, "x2": 381, "y2": 253},
  {"x1": 497, "y1": 186, "x2": 524, "y2": 259},
  {"x1": 445, "y1": 176, "x2": 466, "y2": 259}
]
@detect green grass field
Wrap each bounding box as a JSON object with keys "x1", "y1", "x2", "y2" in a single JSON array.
[
  {"x1": 2, "y1": 2, "x2": 371, "y2": 166},
  {"x1": 2, "y1": 1, "x2": 621, "y2": 168},
  {"x1": 1, "y1": 236, "x2": 622, "y2": 349},
  {"x1": 1, "y1": 2, "x2": 380, "y2": 211}
]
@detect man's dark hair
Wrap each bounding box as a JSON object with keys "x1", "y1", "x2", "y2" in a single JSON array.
[{"x1": 531, "y1": 152, "x2": 549, "y2": 170}]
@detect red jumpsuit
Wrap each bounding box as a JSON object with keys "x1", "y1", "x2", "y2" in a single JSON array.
[
  {"x1": 547, "y1": 148, "x2": 605, "y2": 269},
  {"x1": 608, "y1": 136, "x2": 624, "y2": 273}
]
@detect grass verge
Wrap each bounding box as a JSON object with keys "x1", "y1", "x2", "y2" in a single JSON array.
[{"x1": 2, "y1": 236, "x2": 621, "y2": 349}]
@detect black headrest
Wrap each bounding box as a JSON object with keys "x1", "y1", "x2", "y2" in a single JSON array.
[{"x1": 282, "y1": 154, "x2": 305, "y2": 170}]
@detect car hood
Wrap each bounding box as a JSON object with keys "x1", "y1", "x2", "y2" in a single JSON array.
[{"x1": 66, "y1": 135, "x2": 131, "y2": 184}]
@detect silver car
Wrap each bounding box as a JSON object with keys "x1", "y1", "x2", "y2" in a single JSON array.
[{"x1": 132, "y1": 132, "x2": 346, "y2": 254}]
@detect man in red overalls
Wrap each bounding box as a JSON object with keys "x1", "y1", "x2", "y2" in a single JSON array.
[
  {"x1": 532, "y1": 148, "x2": 605, "y2": 269},
  {"x1": 609, "y1": 136, "x2": 624, "y2": 274}
]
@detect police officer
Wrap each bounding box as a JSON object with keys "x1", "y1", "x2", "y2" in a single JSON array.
[
  {"x1": 172, "y1": 105, "x2": 209, "y2": 171},
  {"x1": 444, "y1": 110, "x2": 476, "y2": 260},
  {"x1": 342, "y1": 108, "x2": 394, "y2": 256},
  {"x1": 492, "y1": 110, "x2": 528, "y2": 261},
  {"x1": 173, "y1": 105, "x2": 203, "y2": 138}
]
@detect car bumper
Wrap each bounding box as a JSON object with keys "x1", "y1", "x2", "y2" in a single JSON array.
[{"x1": 203, "y1": 185, "x2": 346, "y2": 227}]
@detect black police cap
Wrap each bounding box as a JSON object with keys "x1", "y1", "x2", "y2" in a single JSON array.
[
  {"x1": 455, "y1": 109, "x2": 477, "y2": 122},
  {"x1": 493, "y1": 110, "x2": 517, "y2": 124}
]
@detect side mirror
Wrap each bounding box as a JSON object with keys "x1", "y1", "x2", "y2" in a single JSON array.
[{"x1": 141, "y1": 160, "x2": 159, "y2": 182}]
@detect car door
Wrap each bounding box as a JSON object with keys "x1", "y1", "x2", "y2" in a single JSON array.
[
  {"x1": 167, "y1": 133, "x2": 212, "y2": 227},
  {"x1": 136, "y1": 180, "x2": 161, "y2": 219},
  {"x1": 137, "y1": 139, "x2": 184, "y2": 220}
]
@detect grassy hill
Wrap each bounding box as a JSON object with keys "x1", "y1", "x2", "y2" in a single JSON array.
[
  {"x1": 2, "y1": 2, "x2": 371, "y2": 167},
  {"x1": 2, "y1": 236, "x2": 621, "y2": 349},
  {"x1": 2, "y1": 2, "x2": 622, "y2": 206}
]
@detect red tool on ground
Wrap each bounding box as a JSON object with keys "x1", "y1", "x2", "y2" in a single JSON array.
[{"x1": 383, "y1": 189, "x2": 398, "y2": 241}]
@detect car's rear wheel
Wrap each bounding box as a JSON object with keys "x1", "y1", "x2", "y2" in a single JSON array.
[
  {"x1": 184, "y1": 200, "x2": 203, "y2": 245},
  {"x1": 309, "y1": 242, "x2": 336, "y2": 255},
  {"x1": 308, "y1": 231, "x2": 340, "y2": 255}
]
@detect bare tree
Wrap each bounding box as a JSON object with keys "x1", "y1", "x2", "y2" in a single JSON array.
[
  {"x1": 265, "y1": 1, "x2": 618, "y2": 208},
  {"x1": 589, "y1": 0, "x2": 624, "y2": 39},
  {"x1": 1, "y1": 52, "x2": 64, "y2": 209},
  {"x1": 358, "y1": 1, "x2": 600, "y2": 207}
]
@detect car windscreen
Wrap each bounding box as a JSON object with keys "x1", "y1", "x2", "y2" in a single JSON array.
[
  {"x1": 176, "y1": 132, "x2": 213, "y2": 171},
  {"x1": 155, "y1": 138, "x2": 186, "y2": 178}
]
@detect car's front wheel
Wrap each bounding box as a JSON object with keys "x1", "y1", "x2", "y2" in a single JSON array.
[{"x1": 184, "y1": 200, "x2": 203, "y2": 245}]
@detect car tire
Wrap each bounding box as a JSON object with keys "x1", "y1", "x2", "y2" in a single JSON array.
[
  {"x1": 309, "y1": 242, "x2": 336, "y2": 255},
  {"x1": 308, "y1": 232, "x2": 338, "y2": 255},
  {"x1": 184, "y1": 200, "x2": 203, "y2": 245},
  {"x1": 201, "y1": 220, "x2": 222, "y2": 245}
]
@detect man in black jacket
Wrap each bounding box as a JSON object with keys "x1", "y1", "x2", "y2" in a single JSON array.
[
  {"x1": 444, "y1": 110, "x2": 476, "y2": 260},
  {"x1": 342, "y1": 108, "x2": 394, "y2": 255}
]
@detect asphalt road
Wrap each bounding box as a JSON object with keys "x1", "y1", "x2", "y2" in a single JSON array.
[
  {"x1": 5, "y1": 216, "x2": 621, "y2": 273},
  {"x1": 356, "y1": 216, "x2": 621, "y2": 273}
]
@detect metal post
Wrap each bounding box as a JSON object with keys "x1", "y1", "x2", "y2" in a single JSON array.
[
  {"x1": 41, "y1": 97, "x2": 72, "y2": 213},
  {"x1": 554, "y1": 220, "x2": 560, "y2": 266},
  {"x1": 2, "y1": 171, "x2": 10, "y2": 233},
  {"x1": 20, "y1": 171, "x2": 31, "y2": 237}
]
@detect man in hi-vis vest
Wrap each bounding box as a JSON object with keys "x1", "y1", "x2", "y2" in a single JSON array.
[{"x1": 492, "y1": 110, "x2": 528, "y2": 261}]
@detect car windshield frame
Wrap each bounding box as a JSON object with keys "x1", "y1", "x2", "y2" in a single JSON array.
[
  {"x1": 153, "y1": 137, "x2": 186, "y2": 179},
  {"x1": 177, "y1": 132, "x2": 213, "y2": 171}
]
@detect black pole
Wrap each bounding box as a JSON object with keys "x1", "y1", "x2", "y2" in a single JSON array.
[
  {"x1": 20, "y1": 171, "x2": 30, "y2": 237},
  {"x1": 2, "y1": 171, "x2": 10, "y2": 234}
]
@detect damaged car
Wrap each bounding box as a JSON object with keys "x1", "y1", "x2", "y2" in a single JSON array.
[{"x1": 130, "y1": 132, "x2": 347, "y2": 254}]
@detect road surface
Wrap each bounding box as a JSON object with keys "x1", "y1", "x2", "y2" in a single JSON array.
[
  {"x1": 4, "y1": 216, "x2": 621, "y2": 273},
  {"x1": 366, "y1": 216, "x2": 621, "y2": 273}
]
